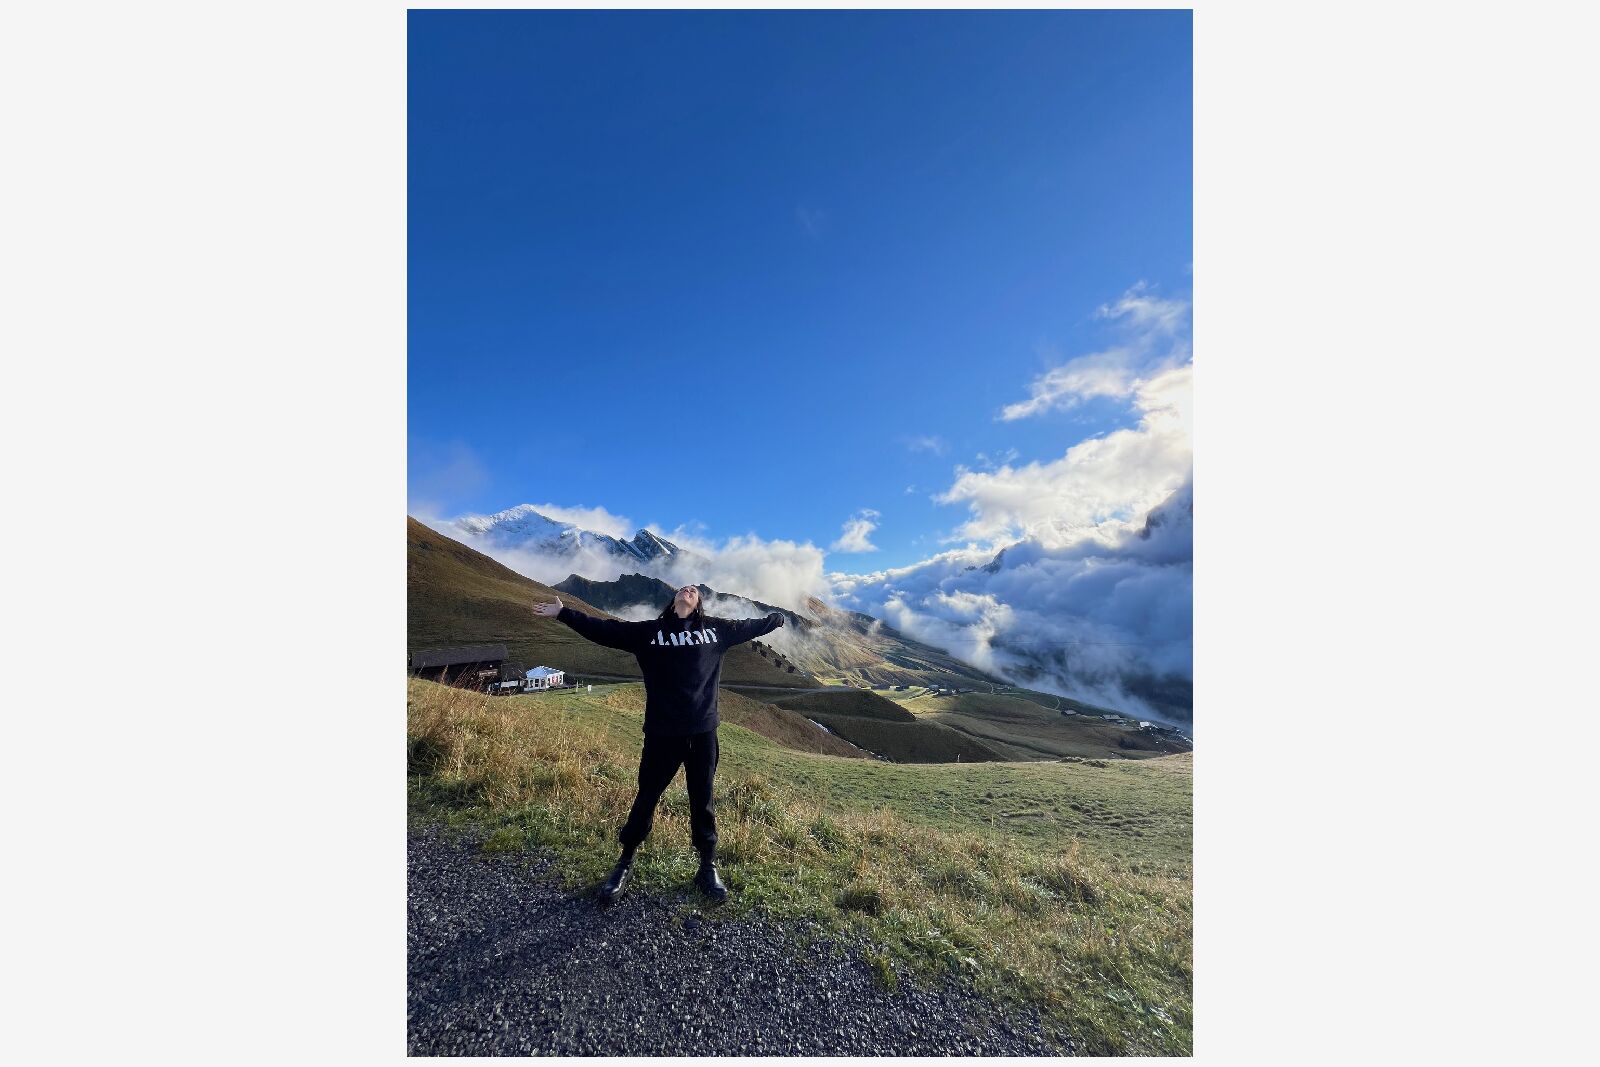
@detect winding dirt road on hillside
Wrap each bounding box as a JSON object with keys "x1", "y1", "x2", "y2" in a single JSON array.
[{"x1": 408, "y1": 826, "x2": 1077, "y2": 1056}]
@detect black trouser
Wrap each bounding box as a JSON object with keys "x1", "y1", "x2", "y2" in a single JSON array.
[{"x1": 618, "y1": 729, "x2": 719, "y2": 855}]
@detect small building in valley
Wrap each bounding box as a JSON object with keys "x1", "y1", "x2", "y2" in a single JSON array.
[
  {"x1": 524, "y1": 665, "x2": 566, "y2": 690},
  {"x1": 408, "y1": 644, "x2": 509, "y2": 687}
]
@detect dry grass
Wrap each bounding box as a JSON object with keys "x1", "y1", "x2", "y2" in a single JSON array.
[{"x1": 407, "y1": 678, "x2": 1192, "y2": 1055}]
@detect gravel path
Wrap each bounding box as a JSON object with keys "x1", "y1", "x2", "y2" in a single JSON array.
[{"x1": 408, "y1": 825, "x2": 1079, "y2": 1056}]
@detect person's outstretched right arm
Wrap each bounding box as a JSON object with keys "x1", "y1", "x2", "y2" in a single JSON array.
[{"x1": 533, "y1": 596, "x2": 648, "y2": 653}]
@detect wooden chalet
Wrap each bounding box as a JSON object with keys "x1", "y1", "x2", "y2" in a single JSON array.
[{"x1": 408, "y1": 644, "x2": 509, "y2": 687}]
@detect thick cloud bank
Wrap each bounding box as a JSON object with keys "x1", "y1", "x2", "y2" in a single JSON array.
[
  {"x1": 647, "y1": 528, "x2": 834, "y2": 613},
  {"x1": 831, "y1": 479, "x2": 1192, "y2": 724}
]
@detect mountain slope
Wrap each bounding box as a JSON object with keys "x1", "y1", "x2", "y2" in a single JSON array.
[
  {"x1": 906, "y1": 691, "x2": 1190, "y2": 761},
  {"x1": 754, "y1": 689, "x2": 1013, "y2": 763},
  {"x1": 708, "y1": 688, "x2": 872, "y2": 760}
]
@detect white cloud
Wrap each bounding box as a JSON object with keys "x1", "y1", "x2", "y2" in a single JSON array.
[
  {"x1": 878, "y1": 589, "x2": 1017, "y2": 674},
  {"x1": 829, "y1": 509, "x2": 881, "y2": 553},
  {"x1": 1000, "y1": 282, "x2": 1190, "y2": 422},
  {"x1": 904, "y1": 434, "x2": 948, "y2": 455},
  {"x1": 645, "y1": 524, "x2": 832, "y2": 612},
  {"x1": 828, "y1": 542, "x2": 995, "y2": 591},
  {"x1": 999, "y1": 345, "x2": 1143, "y2": 420},
  {"x1": 1096, "y1": 280, "x2": 1190, "y2": 336},
  {"x1": 941, "y1": 362, "x2": 1192, "y2": 548},
  {"x1": 608, "y1": 601, "x2": 666, "y2": 623}
]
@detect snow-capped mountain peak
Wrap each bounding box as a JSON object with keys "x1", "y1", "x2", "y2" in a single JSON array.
[
  {"x1": 624, "y1": 528, "x2": 685, "y2": 563},
  {"x1": 455, "y1": 504, "x2": 573, "y2": 541},
  {"x1": 448, "y1": 506, "x2": 706, "y2": 573}
]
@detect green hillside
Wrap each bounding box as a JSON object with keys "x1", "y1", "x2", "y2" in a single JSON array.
[
  {"x1": 407, "y1": 517, "x2": 812, "y2": 687},
  {"x1": 409, "y1": 678, "x2": 1193, "y2": 1054},
  {"x1": 714, "y1": 688, "x2": 871, "y2": 760},
  {"x1": 807, "y1": 717, "x2": 1013, "y2": 764},
  {"x1": 759, "y1": 688, "x2": 917, "y2": 722},
  {"x1": 745, "y1": 688, "x2": 1012, "y2": 763},
  {"x1": 879, "y1": 687, "x2": 1191, "y2": 761},
  {"x1": 919, "y1": 691, "x2": 1188, "y2": 761},
  {"x1": 741, "y1": 685, "x2": 1189, "y2": 765},
  {"x1": 959, "y1": 685, "x2": 1120, "y2": 716}
]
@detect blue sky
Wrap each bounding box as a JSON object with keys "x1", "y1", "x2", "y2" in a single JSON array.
[{"x1": 409, "y1": 9, "x2": 1191, "y2": 573}]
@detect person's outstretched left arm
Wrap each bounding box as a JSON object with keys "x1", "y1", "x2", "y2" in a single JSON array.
[{"x1": 718, "y1": 611, "x2": 785, "y2": 647}]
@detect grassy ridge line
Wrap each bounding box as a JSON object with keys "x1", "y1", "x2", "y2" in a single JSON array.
[
  {"x1": 407, "y1": 679, "x2": 1192, "y2": 1055},
  {"x1": 714, "y1": 687, "x2": 873, "y2": 759}
]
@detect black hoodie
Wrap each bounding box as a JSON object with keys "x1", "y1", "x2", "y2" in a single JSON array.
[{"x1": 556, "y1": 605, "x2": 784, "y2": 736}]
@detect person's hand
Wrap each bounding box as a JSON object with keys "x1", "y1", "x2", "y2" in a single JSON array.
[
  {"x1": 532, "y1": 596, "x2": 563, "y2": 618},
  {"x1": 770, "y1": 611, "x2": 785, "y2": 628}
]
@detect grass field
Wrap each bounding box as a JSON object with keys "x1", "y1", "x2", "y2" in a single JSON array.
[
  {"x1": 880, "y1": 688, "x2": 1191, "y2": 761},
  {"x1": 742, "y1": 685, "x2": 1188, "y2": 765},
  {"x1": 743, "y1": 688, "x2": 1013, "y2": 763},
  {"x1": 408, "y1": 678, "x2": 1192, "y2": 1055},
  {"x1": 935, "y1": 693, "x2": 1187, "y2": 761},
  {"x1": 712, "y1": 688, "x2": 871, "y2": 759},
  {"x1": 761, "y1": 688, "x2": 918, "y2": 721}
]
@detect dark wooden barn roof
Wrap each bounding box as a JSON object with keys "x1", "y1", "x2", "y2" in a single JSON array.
[{"x1": 408, "y1": 644, "x2": 509, "y2": 670}]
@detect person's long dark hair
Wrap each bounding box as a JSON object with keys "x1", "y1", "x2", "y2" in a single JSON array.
[{"x1": 657, "y1": 585, "x2": 709, "y2": 624}]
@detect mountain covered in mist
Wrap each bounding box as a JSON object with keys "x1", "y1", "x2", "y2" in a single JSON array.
[
  {"x1": 407, "y1": 517, "x2": 807, "y2": 688},
  {"x1": 449, "y1": 505, "x2": 709, "y2": 571},
  {"x1": 949, "y1": 479, "x2": 1193, "y2": 724}
]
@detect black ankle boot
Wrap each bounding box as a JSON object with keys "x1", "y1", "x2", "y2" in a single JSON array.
[
  {"x1": 597, "y1": 850, "x2": 634, "y2": 904},
  {"x1": 694, "y1": 853, "x2": 727, "y2": 902}
]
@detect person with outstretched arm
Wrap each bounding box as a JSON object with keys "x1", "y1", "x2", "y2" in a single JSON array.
[{"x1": 532, "y1": 584, "x2": 784, "y2": 904}]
